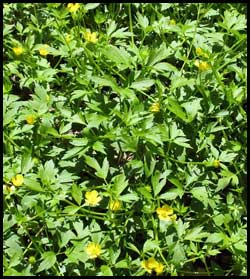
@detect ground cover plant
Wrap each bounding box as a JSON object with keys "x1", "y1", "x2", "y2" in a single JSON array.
[{"x1": 3, "y1": 3, "x2": 247, "y2": 276}]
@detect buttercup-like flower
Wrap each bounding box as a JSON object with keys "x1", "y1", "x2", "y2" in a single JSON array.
[
  {"x1": 141, "y1": 258, "x2": 164, "y2": 275},
  {"x1": 85, "y1": 190, "x2": 102, "y2": 206},
  {"x1": 66, "y1": 34, "x2": 72, "y2": 43},
  {"x1": 149, "y1": 102, "x2": 160, "y2": 113},
  {"x1": 86, "y1": 242, "x2": 102, "y2": 259},
  {"x1": 67, "y1": 3, "x2": 80, "y2": 13},
  {"x1": 195, "y1": 47, "x2": 209, "y2": 58},
  {"x1": 169, "y1": 19, "x2": 176, "y2": 25},
  {"x1": 84, "y1": 30, "x2": 98, "y2": 43},
  {"x1": 156, "y1": 205, "x2": 177, "y2": 221},
  {"x1": 13, "y1": 46, "x2": 24, "y2": 56},
  {"x1": 194, "y1": 60, "x2": 211, "y2": 71},
  {"x1": 109, "y1": 199, "x2": 122, "y2": 211},
  {"x1": 26, "y1": 115, "x2": 36, "y2": 125},
  {"x1": 39, "y1": 45, "x2": 49, "y2": 56},
  {"x1": 213, "y1": 159, "x2": 220, "y2": 168},
  {"x1": 11, "y1": 174, "x2": 24, "y2": 187}
]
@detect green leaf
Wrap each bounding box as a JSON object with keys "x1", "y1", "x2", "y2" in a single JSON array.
[
  {"x1": 147, "y1": 42, "x2": 171, "y2": 66},
  {"x1": 160, "y1": 188, "x2": 183, "y2": 200},
  {"x1": 112, "y1": 173, "x2": 128, "y2": 195},
  {"x1": 71, "y1": 184, "x2": 82, "y2": 206},
  {"x1": 102, "y1": 45, "x2": 131, "y2": 69},
  {"x1": 185, "y1": 226, "x2": 209, "y2": 242},
  {"x1": 152, "y1": 170, "x2": 172, "y2": 196},
  {"x1": 21, "y1": 149, "x2": 34, "y2": 174},
  {"x1": 119, "y1": 193, "x2": 139, "y2": 202},
  {"x1": 206, "y1": 233, "x2": 224, "y2": 243},
  {"x1": 143, "y1": 239, "x2": 159, "y2": 252},
  {"x1": 24, "y1": 178, "x2": 44, "y2": 192},
  {"x1": 100, "y1": 265, "x2": 113, "y2": 276},
  {"x1": 93, "y1": 141, "x2": 106, "y2": 154},
  {"x1": 172, "y1": 241, "x2": 186, "y2": 265},
  {"x1": 85, "y1": 3, "x2": 100, "y2": 10},
  {"x1": 37, "y1": 251, "x2": 56, "y2": 273},
  {"x1": 167, "y1": 97, "x2": 189, "y2": 122},
  {"x1": 127, "y1": 243, "x2": 141, "y2": 255},
  {"x1": 130, "y1": 79, "x2": 155, "y2": 91},
  {"x1": 115, "y1": 259, "x2": 128, "y2": 268},
  {"x1": 95, "y1": 157, "x2": 109, "y2": 180},
  {"x1": 63, "y1": 205, "x2": 81, "y2": 215},
  {"x1": 190, "y1": 186, "x2": 208, "y2": 207},
  {"x1": 84, "y1": 155, "x2": 101, "y2": 171}
]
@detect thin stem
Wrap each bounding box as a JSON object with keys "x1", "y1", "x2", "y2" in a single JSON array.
[{"x1": 128, "y1": 4, "x2": 134, "y2": 47}]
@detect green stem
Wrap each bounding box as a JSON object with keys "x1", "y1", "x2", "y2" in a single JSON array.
[{"x1": 128, "y1": 4, "x2": 134, "y2": 47}]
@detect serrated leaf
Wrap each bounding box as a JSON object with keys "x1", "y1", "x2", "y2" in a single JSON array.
[
  {"x1": 130, "y1": 79, "x2": 155, "y2": 90},
  {"x1": 112, "y1": 173, "x2": 128, "y2": 195},
  {"x1": 143, "y1": 239, "x2": 159, "y2": 252},
  {"x1": 119, "y1": 193, "x2": 139, "y2": 202},
  {"x1": 206, "y1": 233, "x2": 224, "y2": 243},
  {"x1": 185, "y1": 226, "x2": 208, "y2": 242},
  {"x1": 62, "y1": 147, "x2": 85, "y2": 160},
  {"x1": 84, "y1": 155, "x2": 101, "y2": 171},
  {"x1": 24, "y1": 178, "x2": 44, "y2": 192},
  {"x1": 71, "y1": 184, "x2": 82, "y2": 206},
  {"x1": 37, "y1": 251, "x2": 56, "y2": 273},
  {"x1": 63, "y1": 205, "x2": 81, "y2": 215},
  {"x1": 21, "y1": 149, "x2": 34, "y2": 174},
  {"x1": 167, "y1": 97, "x2": 189, "y2": 122},
  {"x1": 190, "y1": 186, "x2": 208, "y2": 207},
  {"x1": 100, "y1": 265, "x2": 113, "y2": 276}
]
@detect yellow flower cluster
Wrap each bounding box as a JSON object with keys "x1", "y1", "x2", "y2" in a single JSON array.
[
  {"x1": 67, "y1": 3, "x2": 80, "y2": 13},
  {"x1": 13, "y1": 46, "x2": 24, "y2": 56},
  {"x1": 11, "y1": 174, "x2": 24, "y2": 187},
  {"x1": 39, "y1": 44, "x2": 49, "y2": 56},
  {"x1": 195, "y1": 47, "x2": 209, "y2": 58},
  {"x1": 194, "y1": 60, "x2": 211, "y2": 71},
  {"x1": 85, "y1": 190, "x2": 102, "y2": 206},
  {"x1": 141, "y1": 257, "x2": 164, "y2": 275},
  {"x1": 149, "y1": 102, "x2": 160, "y2": 113},
  {"x1": 85, "y1": 242, "x2": 102, "y2": 259},
  {"x1": 156, "y1": 205, "x2": 177, "y2": 221},
  {"x1": 109, "y1": 199, "x2": 122, "y2": 211},
  {"x1": 26, "y1": 115, "x2": 36, "y2": 125},
  {"x1": 84, "y1": 30, "x2": 98, "y2": 43}
]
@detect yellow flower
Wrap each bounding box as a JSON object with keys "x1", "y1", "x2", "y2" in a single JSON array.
[
  {"x1": 11, "y1": 174, "x2": 24, "y2": 187},
  {"x1": 65, "y1": 34, "x2": 72, "y2": 43},
  {"x1": 194, "y1": 60, "x2": 211, "y2": 71},
  {"x1": 155, "y1": 261, "x2": 165, "y2": 275},
  {"x1": 67, "y1": 3, "x2": 80, "y2": 13},
  {"x1": 141, "y1": 258, "x2": 164, "y2": 275},
  {"x1": 169, "y1": 19, "x2": 176, "y2": 25},
  {"x1": 84, "y1": 30, "x2": 98, "y2": 44},
  {"x1": 213, "y1": 159, "x2": 220, "y2": 168},
  {"x1": 195, "y1": 47, "x2": 209, "y2": 58},
  {"x1": 156, "y1": 205, "x2": 177, "y2": 221},
  {"x1": 149, "y1": 102, "x2": 160, "y2": 113},
  {"x1": 39, "y1": 45, "x2": 49, "y2": 56},
  {"x1": 26, "y1": 115, "x2": 36, "y2": 125},
  {"x1": 13, "y1": 46, "x2": 24, "y2": 56},
  {"x1": 109, "y1": 199, "x2": 122, "y2": 211},
  {"x1": 85, "y1": 190, "x2": 102, "y2": 206},
  {"x1": 85, "y1": 242, "x2": 102, "y2": 259}
]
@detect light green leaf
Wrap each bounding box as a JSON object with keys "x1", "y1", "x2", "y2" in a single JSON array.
[
  {"x1": 71, "y1": 184, "x2": 82, "y2": 206},
  {"x1": 130, "y1": 79, "x2": 155, "y2": 90},
  {"x1": 190, "y1": 186, "x2": 208, "y2": 207},
  {"x1": 37, "y1": 251, "x2": 56, "y2": 273}
]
